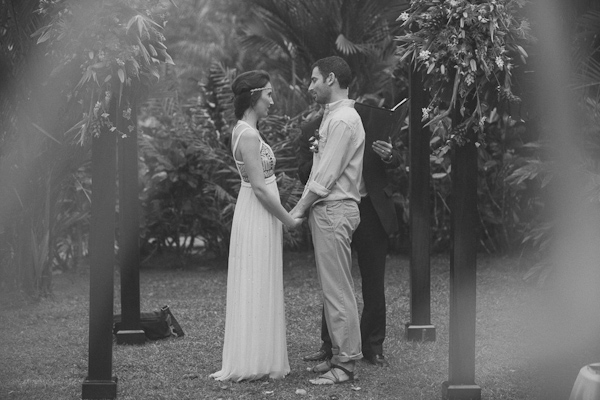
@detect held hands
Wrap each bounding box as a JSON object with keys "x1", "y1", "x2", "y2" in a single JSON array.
[
  {"x1": 284, "y1": 207, "x2": 306, "y2": 230},
  {"x1": 372, "y1": 139, "x2": 393, "y2": 161},
  {"x1": 286, "y1": 217, "x2": 305, "y2": 230},
  {"x1": 289, "y1": 206, "x2": 305, "y2": 220}
]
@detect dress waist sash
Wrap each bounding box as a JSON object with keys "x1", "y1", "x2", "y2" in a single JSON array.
[{"x1": 241, "y1": 174, "x2": 276, "y2": 187}]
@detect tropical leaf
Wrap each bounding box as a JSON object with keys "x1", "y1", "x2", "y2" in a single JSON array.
[
  {"x1": 335, "y1": 34, "x2": 361, "y2": 55},
  {"x1": 239, "y1": 0, "x2": 409, "y2": 104},
  {"x1": 571, "y1": 6, "x2": 600, "y2": 97}
]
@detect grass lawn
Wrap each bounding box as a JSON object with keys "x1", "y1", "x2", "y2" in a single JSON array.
[{"x1": 0, "y1": 251, "x2": 594, "y2": 399}]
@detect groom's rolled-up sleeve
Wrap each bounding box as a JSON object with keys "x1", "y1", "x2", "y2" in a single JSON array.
[{"x1": 307, "y1": 119, "x2": 355, "y2": 197}]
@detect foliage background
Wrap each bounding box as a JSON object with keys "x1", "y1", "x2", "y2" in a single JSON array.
[{"x1": 0, "y1": 0, "x2": 599, "y2": 296}]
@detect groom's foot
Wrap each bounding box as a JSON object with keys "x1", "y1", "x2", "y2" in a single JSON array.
[
  {"x1": 302, "y1": 348, "x2": 332, "y2": 362},
  {"x1": 308, "y1": 359, "x2": 332, "y2": 373},
  {"x1": 309, "y1": 361, "x2": 355, "y2": 385}
]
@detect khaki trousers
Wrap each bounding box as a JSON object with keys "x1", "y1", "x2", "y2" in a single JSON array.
[{"x1": 309, "y1": 199, "x2": 362, "y2": 362}]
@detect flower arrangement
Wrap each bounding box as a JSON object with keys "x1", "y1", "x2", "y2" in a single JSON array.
[{"x1": 396, "y1": 0, "x2": 533, "y2": 148}]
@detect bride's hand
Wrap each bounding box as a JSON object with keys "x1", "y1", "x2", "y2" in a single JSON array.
[{"x1": 287, "y1": 217, "x2": 304, "y2": 230}]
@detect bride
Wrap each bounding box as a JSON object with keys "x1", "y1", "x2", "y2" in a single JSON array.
[{"x1": 209, "y1": 70, "x2": 303, "y2": 381}]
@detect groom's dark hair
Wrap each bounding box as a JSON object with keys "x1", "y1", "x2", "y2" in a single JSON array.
[{"x1": 311, "y1": 56, "x2": 352, "y2": 89}]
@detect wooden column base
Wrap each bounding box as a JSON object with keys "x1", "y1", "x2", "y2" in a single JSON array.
[
  {"x1": 405, "y1": 324, "x2": 436, "y2": 341},
  {"x1": 442, "y1": 382, "x2": 481, "y2": 400},
  {"x1": 116, "y1": 330, "x2": 146, "y2": 345},
  {"x1": 82, "y1": 376, "x2": 117, "y2": 399}
]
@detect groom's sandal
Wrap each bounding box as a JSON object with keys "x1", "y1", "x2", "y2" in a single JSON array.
[
  {"x1": 309, "y1": 364, "x2": 355, "y2": 385},
  {"x1": 308, "y1": 359, "x2": 331, "y2": 373}
]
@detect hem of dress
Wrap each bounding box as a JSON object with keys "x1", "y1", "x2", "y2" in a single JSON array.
[{"x1": 209, "y1": 369, "x2": 290, "y2": 382}]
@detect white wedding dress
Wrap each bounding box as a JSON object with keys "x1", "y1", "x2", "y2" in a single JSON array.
[{"x1": 210, "y1": 121, "x2": 290, "y2": 381}]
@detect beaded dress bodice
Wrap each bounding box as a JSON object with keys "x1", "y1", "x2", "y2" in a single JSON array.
[{"x1": 232, "y1": 121, "x2": 276, "y2": 183}]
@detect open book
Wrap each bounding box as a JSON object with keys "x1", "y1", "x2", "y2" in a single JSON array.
[{"x1": 354, "y1": 98, "x2": 409, "y2": 144}]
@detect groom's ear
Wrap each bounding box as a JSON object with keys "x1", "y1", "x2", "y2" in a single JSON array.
[{"x1": 326, "y1": 72, "x2": 336, "y2": 86}]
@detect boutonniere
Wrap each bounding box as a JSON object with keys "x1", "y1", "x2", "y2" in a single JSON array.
[{"x1": 309, "y1": 129, "x2": 320, "y2": 153}]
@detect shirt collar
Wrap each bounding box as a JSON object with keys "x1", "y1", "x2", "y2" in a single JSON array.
[{"x1": 324, "y1": 99, "x2": 355, "y2": 112}]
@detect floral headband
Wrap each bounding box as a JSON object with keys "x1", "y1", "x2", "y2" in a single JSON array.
[
  {"x1": 231, "y1": 85, "x2": 270, "y2": 102},
  {"x1": 250, "y1": 86, "x2": 270, "y2": 93}
]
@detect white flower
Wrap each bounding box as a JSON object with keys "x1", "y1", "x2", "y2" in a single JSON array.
[
  {"x1": 475, "y1": 142, "x2": 481, "y2": 148},
  {"x1": 422, "y1": 107, "x2": 431, "y2": 119},
  {"x1": 495, "y1": 56, "x2": 504, "y2": 69},
  {"x1": 465, "y1": 74, "x2": 475, "y2": 86},
  {"x1": 399, "y1": 12, "x2": 409, "y2": 21},
  {"x1": 449, "y1": 0, "x2": 459, "y2": 6},
  {"x1": 309, "y1": 135, "x2": 320, "y2": 153},
  {"x1": 418, "y1": 50, "x2": 431, "y2": 61}
]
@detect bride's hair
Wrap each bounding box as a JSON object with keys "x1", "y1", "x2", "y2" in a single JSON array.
[{"x1": 231, "y1": 70, "x2": 271, "y2": 120}]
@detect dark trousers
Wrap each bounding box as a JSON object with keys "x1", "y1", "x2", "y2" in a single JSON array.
[{"x1": 320, "y1": 196, "x2": 389, "y2": 357}]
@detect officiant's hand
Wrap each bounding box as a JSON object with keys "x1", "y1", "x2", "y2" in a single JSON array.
[{"x1": 372, "y1": 139, "x2": 393, "y2": 162}]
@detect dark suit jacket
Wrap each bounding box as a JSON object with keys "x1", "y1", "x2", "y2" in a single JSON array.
[
  {"x1": 355, "y1": 102, "x2": 402, "y2": 236},
  {"x1": 296, "y1": 117, "x2": 321, "y2": 186},
  {"x1": 296, "y1": 103, "x2": 404, "y2": 236}
]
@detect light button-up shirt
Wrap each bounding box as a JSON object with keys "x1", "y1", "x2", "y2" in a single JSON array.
[{"x1": 305, "y1": 99, "x2": 366, "y2": 205}]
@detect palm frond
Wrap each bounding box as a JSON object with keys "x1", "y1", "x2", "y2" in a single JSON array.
[
  {"x1": 572, "y1": 6, "x2": 600, "y2": 98},
  {"x1": 240, "y1": 0, "x2": 405, "y2": 103},
  {"x1": 576, "y1": 10, "x2": 600, "y2": 33}
]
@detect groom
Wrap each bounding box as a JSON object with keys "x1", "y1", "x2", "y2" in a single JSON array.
[
  {"x1": 291, "y1": 56, "x2": 365, "y2": 385},
  {"x1": 297, "y1": 101, "x2": 402, "y2": 368}
]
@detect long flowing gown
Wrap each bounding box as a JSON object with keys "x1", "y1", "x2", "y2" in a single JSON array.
[{"x1": 210, "y1": 120, "x2": 290, "y2": 381}]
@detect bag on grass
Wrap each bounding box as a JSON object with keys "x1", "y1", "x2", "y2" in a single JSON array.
[{"x1": 113, "y1": 305, "x2": 185, "y2": 340}]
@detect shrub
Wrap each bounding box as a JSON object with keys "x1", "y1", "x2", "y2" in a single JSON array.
[{"x1": 138, "y1": 65, "x2": 305, "y2": 261}]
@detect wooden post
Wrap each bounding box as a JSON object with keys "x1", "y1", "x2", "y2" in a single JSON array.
[
  {"x1": 406, "y1": 66, "x2": 436, "y2": 342},
  {"x1": 116, "y1": 92, "x2": 145, "y2": 345},
  {"x1": 82, "y1": 126, "x2": 118, "y2": 399},
  {"x1": 442, "y1": 125, "x2": 481, "y2": 400}
]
